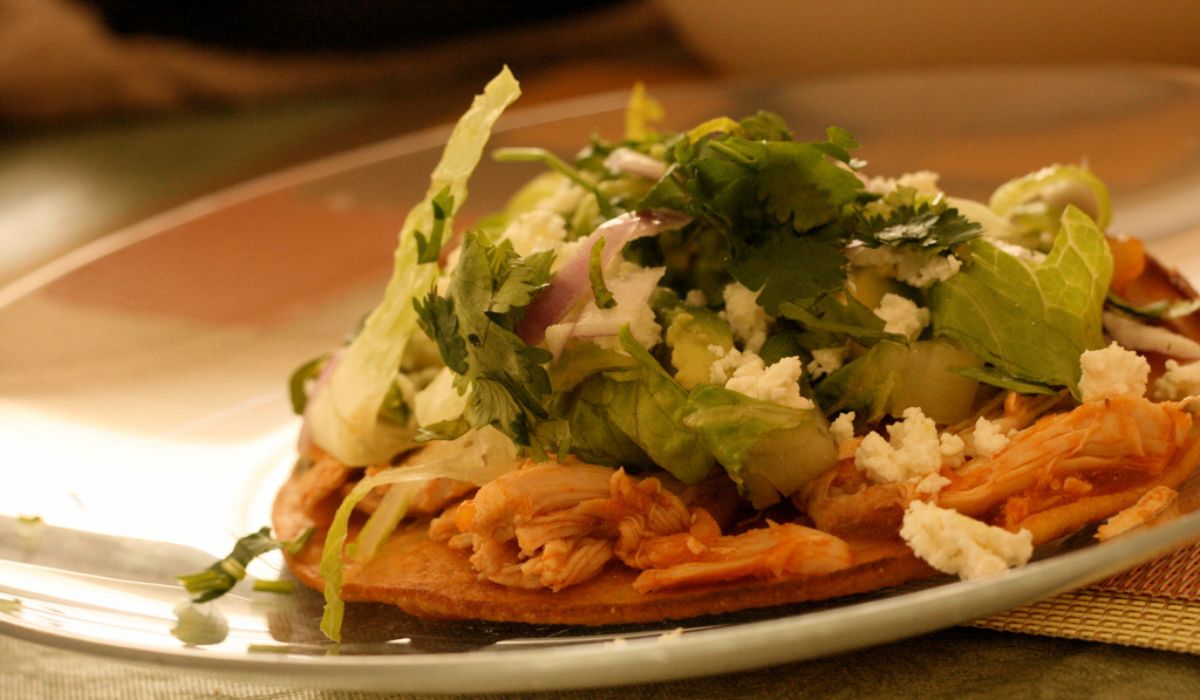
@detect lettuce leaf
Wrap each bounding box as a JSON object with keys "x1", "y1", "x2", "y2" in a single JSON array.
[
  {"x1": 929, "y1": 206, "x2": 1112, "y2": 396},
  {"x1": 318, "y1": 427, "x2": 518, "y2": 641},
  {"x1": 561, "y1": 328, "x2": 712, "y2": 484},
  {"x1": 306, "y1": 67, "x2": 521, "y2": 466},
  {"x1": 683, "y1": 384, "x2": 837, "y2": 508}
]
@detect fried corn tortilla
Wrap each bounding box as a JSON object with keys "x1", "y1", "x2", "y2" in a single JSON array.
[{"x1": 273, "y1": 465, "x2": 932, "y2": 624}]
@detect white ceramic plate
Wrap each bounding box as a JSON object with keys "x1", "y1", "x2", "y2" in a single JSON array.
[{"x1": 2, "y1": 67, "x2": 1200, "y2": 694}]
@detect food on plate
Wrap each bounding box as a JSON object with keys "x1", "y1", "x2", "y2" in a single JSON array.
[{"x1": 253, "y1": 68, "x2": 1200, "y2": 640}]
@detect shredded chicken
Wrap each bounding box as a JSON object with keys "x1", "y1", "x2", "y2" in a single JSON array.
[
  {"x1": 940, "y1": 396, "x2": 1192, "y2": 521},
  {"x1": 445, "y1": 461, "x2": 855, "y2": 593},
  {"x1": 296, "y1": 456, "x2": 351, "y2": 513},
  {"x1": 631, "y1": 515, "x2": 853, "y2": 593},
  {"x1": 802, "y1": 395, "x2": 1193, "y2": 542},
  {"x1": 1095, "y1": 485, "x2": 1179, "y2": 540}
]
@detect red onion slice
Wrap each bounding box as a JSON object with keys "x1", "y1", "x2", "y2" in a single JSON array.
[{"x1": 517, "y1": 210, "x2": 690, "y2": 345}]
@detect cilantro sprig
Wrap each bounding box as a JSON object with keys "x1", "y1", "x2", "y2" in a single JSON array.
[
  {"x1": 493, "y1": 147, "x2": 619, "y2": 219},
  {"x1": 638, "y1": 123, "x2": 867, "y2": 314},
  {"x1": 848, "y1": 186, "x2": 981, "y2": 252},
  {"x1": 414, "y1": 232, "x2": 562, "y2": 453},
  {"x1": 177, "y1": 527, "x2": 311, "y2": 603}
]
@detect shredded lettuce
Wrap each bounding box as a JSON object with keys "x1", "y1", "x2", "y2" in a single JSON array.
[
  {"x1": 930, "y1": 206, "x2": 1113, "y2": 396},
  {"x1": 624, "y1": 81, "x2": 663, "y2": 141},
  {"x1": 306, "y1": 67, "x2": 521, "y2": 466},
  {"x1": 989, "y1": 164, "x2": 1111, "y2": 240},
  {"x1": 318, "y1": 427, "x2": 518, "y2": 641}
]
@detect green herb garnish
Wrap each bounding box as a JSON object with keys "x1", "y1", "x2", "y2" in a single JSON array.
[{"x1": 588, "y1": 237, "x2": 616, "y2": 309}]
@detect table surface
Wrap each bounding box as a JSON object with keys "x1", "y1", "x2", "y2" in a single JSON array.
[{"x1": 3, "y1": 6, "x2": 1200, "y2": 698}]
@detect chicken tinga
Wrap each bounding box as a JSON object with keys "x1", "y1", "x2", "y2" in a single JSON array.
[{"x1": 180, "y1": 69, "x2": 1200, "y2": 641}]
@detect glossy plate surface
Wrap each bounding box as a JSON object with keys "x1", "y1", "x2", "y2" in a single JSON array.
[{"x1": 3, "y1": 67, "x2": 1200, "y2": 693}]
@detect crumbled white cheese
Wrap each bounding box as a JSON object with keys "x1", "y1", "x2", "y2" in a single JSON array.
[
  {"x1": 844, "y1": 244, "x2": 895, "y2": 269},
  {"x1": 896, "y1": 252, "x2": 961, "y2": 288},
  {"x1": 708, "y1": 345, "x2": 743, "y2": 384},
  {"x1": 854, "y1": 407, "x2": 960, "y2": 483},
  {"x1": 900, "y1": 501, "x2": 1033, "y2": 580},
  {"x1": 873, "y1": 293, "x2": 931, "y2": 341},
  {"x1": 915, "y1": 472, "x2": 952, "y2": 495},
  {"x1": 709, "y1": 348, "x2": 812, "y2": 409},
  {"x1": 830, "y1": 411, "x2": 856, "y2": 446},
  {"x1": 844, "y1": 245, "x2": 961, "y2": 288},
  {"x1": 722, "y1": 282, "x2": 769, "y2": 353},
  {"x1": 939, "y1": 432, "x2": 965, "y2": 469},
  {"x1": 807, "y1": 346, "x2": 847, "y2": 379},
  {"x1": 1078, "y1": 341, "x2": 1149, "y2": 402},
  {"x1": 501, "y1": 210, "x2": 569, "y2": 258},
  {"x1": 971, "y1": 416, "x2": 1010, "y2": 458},
  {"x1": 1154, "y1": 359, "x2": 1200, "y2": 401},
  {"x1": 684, "y1": 289, "x2": 709, "y2": 307},
  {"x1": 724, "y1": 355, "x2": 814, "y2": 410}
]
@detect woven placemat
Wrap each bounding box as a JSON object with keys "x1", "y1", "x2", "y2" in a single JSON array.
[{"x1": 973, "y1": 542, "x2": 1200, "y2": 653}]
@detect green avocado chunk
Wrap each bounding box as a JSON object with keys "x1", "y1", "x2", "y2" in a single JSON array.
[
  {"x1": 817, "y1": 338, "x2": 983, "y2": 425},
  {"x1": 666, "y1": 306, "x2": 735, "y2": 389}
]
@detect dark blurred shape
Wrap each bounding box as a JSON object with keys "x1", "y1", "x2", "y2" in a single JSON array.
[{"x1": 86, "y1": 0, "x2": 622, "y2": 52}]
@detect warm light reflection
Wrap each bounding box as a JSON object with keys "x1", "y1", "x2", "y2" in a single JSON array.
[
  {"x1": 0, "y1": 399, "x2": 296, "y2": 558},
  {"x1": 0, "y1": 163, "x2": 105, "y2": 281}
]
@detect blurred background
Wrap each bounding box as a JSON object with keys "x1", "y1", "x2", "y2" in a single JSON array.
[{"x1": 3, "y1": 0, "x2": 1200, "y2": 284}]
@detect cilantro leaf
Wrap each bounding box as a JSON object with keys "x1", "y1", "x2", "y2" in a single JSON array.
[
  {"x1": 414, "y1": 232, "x2": 558, "y2": 453},
  {"x1": 707, "y1": 137, "x2": 863, "y2": 230},
  {"x1": 177, "y1": 527, "x2": 294, "y2": 603},
  {"x1": 639, "y1": 126, "x2": 868, "y2": 314},
  {"x1": 414, "y1": 186, "x2": 455, "y2": 265},
  {"x1": 728, "y1": 225, "x2": 847, "y2": 314},
  {"x1": 414, "y1": 294, "x2": 469, "y2": 375},
  {"x1": 488, "y1": 248, "x2": 554, "y2": 314},
  {"x1": 738, "y1": 111, "x2": 793, "y2": 141},
  {"x1": 778, "y1": 294, "x2": 903, "y2": 349},
  {"x1": 850, "y1": 195, "x2": 981, "y2": 252}
]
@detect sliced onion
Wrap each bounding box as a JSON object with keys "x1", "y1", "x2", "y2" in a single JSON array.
[
  {"x1": 517, "y1": 210, "x2": 690, "y2": 344},
  {"x1": 1104, "y1": 312, "x2": 1200, "y2": 360}
]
